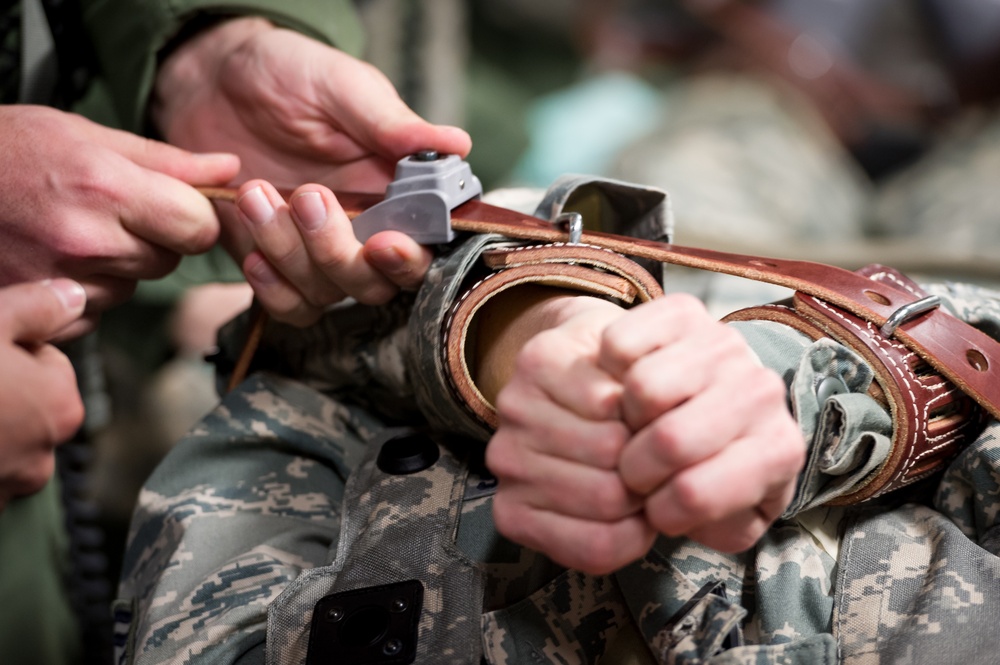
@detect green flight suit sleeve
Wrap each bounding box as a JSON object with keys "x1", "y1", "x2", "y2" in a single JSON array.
[{"x1": 79, "y1": 0, "x2": 364, "y2": 132}]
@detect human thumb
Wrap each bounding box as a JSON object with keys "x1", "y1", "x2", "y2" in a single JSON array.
[{"x1": 0, "y1": 279, "x2": 87, "y2": 344}]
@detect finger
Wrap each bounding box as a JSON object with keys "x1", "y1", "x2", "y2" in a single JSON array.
[
  {"x1": 684, "y1": 508, "x2": 773, "y2": 554},
  {"x1": 619, "y1": 322, "x2": 759, "y2": 430},
  {"x1": 511, "y1": 328, "x2": 624, "y2": 423},
  {"x1": 491, "y1": 492, "x2": 656, "y2": 576},
  {"x1": 287, "y1": 186, "x2": 400, "y2": 305},
  {"x1": 598, "y1": 294, "x2": 710, "y2": 380},
  {"x1": 69, "y1": 120, "x2": 238, "y2": 255},
  {"x1": 81, "y1": 159, "x2": 228, "y2": 256},
  {"x1": 73, "y1": 117, "x2": 240, "y2": 184},
  {"x1": 81, "y1": 235, "x2": 183, "y2": 283},
  {"x1": 316, "y1": 53, "x2": 472, "y2": 159},
  {"x1": 0, "y1": 280, "x2": 87, "y2": 343},
  {"x1": 641, "y1": 430, "x2": 804, "y2": 542},
  {"x1": 494, "y1": 380, "x2": 629, "y2": 470},
  {"x1": 487, "y1": 424, "x2": 640, "y2": 520},
  {"x1": 618, "y1": 363, "x2": 790, "y2": 494},
  {"x1": 33, "y1": 345, "x2": 86, "y2": 443},
  {"x1": 363, "y1": 231, "x2": 434, "y2": 291},
  {"x1": 74, "y1": 275, "x2": 140, "y2": 316},
  {"x1": 242, "y1": 252, "x2": 325, "y2": 327},
  {"x1": 490, "y1": 458, "x2": 643, "y2": 523},
  {"x1": 237, "y1": 183, "x2": 342, "y2": 306}
]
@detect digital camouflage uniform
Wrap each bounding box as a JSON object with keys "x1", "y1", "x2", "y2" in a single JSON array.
[{"x1": 116, "y1": 176, "x2": 1000, "y2": 664}]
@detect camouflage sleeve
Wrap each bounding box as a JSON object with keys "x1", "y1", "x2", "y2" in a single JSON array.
[{"x1": 114, "y1": 372, "x2": 385, "y2": 664}]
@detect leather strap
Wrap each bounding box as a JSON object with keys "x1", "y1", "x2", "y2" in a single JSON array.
[
  {"x1": 725, "y1": 266, "x2": 986, "y2": 503},
  {"x1": 201, "y1": 188, "x2": 1000, "y2": 421},
  {"x1": 444, "y1": 244, "x2": 663, "y2": 428}
]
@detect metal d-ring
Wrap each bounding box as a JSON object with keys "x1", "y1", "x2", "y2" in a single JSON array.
[
  {"x1": 553, "y1": 212, "x2": 583, "y2": 244},
  {"x1": 880, "y1": 295, "x2": 941, "y2": 338}
]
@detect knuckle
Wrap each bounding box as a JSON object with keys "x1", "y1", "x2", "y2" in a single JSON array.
[
  {"x1": 713, "y1": 325, "x2": 749, "y2": 359},
  {"x1": 494, "y1": 388, "x2": 532, "y2": 429},
  {"x1": 484, "y1": 438, "x2": 522, "y2": 481},
  {"x1": 664, "y1": 475, "x2": 713, "y2": 523},
  {"x1": 50, "y1": 392, "x2": 85, "y2": 442},
  {"x1": 648, "y1": 420, "x2": 685, "y2": 466},
  {"x1": 599, "y1": 329, "x2": 637, "y2": 371}
]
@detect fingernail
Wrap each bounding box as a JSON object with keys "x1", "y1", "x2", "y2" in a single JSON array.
[
  {"x1": 291, "y1": 191, "x2": 327, "y2": 231},
  {"x1": 237, "y1": 186, "x2": 275, "y2": 226},
  {"x1": 246, "y1": 255, "x2": 280, "y2": 285},
  {"x1": 43, "y1": 278, "x2": 86, "y2": 312},
  {"x1": 367, "y1": 247, "x2": 406, "y2": 273}
]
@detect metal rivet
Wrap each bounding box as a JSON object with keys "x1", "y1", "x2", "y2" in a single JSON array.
[
  {"x1": 390, "y1": 597, "x2": 408, "y2": 613},
  {"x1": 413, "y1": 149, "x2": 440, "y2": 162},
  {"x1": 817, "y1": 375, "x2": 849, "y2": 402},
  {"x1": 383, "y1": 638, "x2": 403, "y2": 655},
  {"x1": 326, "y1": 607, "x2": 344, "y2": 622}
]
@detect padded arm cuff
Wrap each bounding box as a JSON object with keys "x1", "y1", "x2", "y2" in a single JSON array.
[{"x1": 443, "y1": 243, "x2": 663, "y2": 429}]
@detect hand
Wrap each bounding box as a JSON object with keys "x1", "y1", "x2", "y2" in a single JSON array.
[
  {"x1": 487, "y1": 295, "x2": 656, "y2": 575},
  {"x1": 153, "y1": 18, "x2": 472, "y2": 324},
  {"x1": 0, "y1": 279, "x2": 88, "y2": 511},
  {"x1": 0, "y1": 105, "x2": 240, "y2": 338},
  {"x1": 230, "y1": 180, "x2": 434, "y2": 325},
  {"x1": 599, "y1": 294, "x2": 805, "y2": 554},
  {"x1": 488, "y1": 294, "x2": 805, "y2": 574}
]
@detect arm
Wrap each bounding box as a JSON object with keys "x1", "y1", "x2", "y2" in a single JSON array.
[
  {"x1": 0, "y1": 279, "x2": 88, "y2": 511},
  {"x1": 0, "y1": 105, "x2": 239, "y2": 337}
]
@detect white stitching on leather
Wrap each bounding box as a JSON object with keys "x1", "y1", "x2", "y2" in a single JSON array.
[{"x1": 812, "y1": 299, "x2": 924, "y2": 487}]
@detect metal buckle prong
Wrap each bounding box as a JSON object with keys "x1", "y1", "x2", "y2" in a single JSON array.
[
  {"x1": 553, "y1": 212, "x2": 583, "y2": 245},
  {"x1": 880, "y1": 295, "x2": 941, "y2": 338}
]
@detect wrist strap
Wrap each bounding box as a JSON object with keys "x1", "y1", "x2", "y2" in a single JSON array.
[
  {"x1": 444, "y1": 243, "x2": 663, "y2": 428},
  {"x1": 725, "y1": 265, "x2": 986, "y2": 503}
]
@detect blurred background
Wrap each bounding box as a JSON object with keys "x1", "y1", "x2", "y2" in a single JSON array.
[{"x1": 45, "y1": 1, "x2": 1000, "y2": 662}]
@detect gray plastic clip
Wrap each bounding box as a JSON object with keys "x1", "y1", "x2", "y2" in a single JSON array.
[{"x1": 352, "y1": 151, "x2": 483, "y2": 244}]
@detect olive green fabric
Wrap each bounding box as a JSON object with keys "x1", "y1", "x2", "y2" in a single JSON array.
[
  {"x1": 80, "y1": 0, "x2": 363, "y2": 132},
  {"x1": 0, "y1": 480, "x2": 81, "y2": 665}
]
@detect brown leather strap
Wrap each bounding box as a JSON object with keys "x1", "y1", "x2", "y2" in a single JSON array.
[
  {"x1": 441, "y1": 199, "x2": 1000, "y2": 422},
  {"x1": 725, "y1": 266, "x2": 986, "y2": 503},
  {"x1": 444, "y1": 244, "x2": 663, "y2": 428},
  {"x1": 202, "y1": 188, "x2": 1000, "y2": 421}
]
